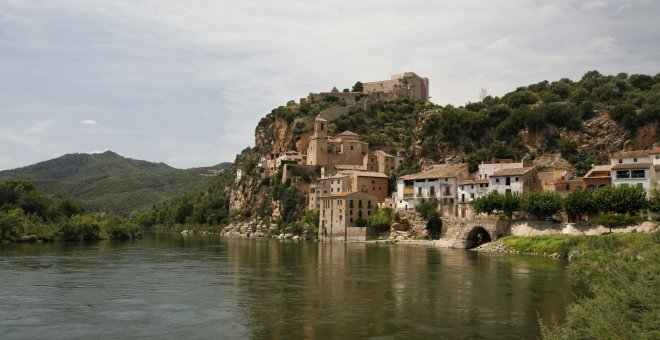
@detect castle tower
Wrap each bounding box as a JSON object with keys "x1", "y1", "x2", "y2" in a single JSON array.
[{"x1": 307, "y1": 117, "x2": 328, "y2": 165}]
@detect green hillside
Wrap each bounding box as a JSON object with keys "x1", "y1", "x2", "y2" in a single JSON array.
[{"x1": 0, "y1": 151, "x2": 231, "y2": 216}]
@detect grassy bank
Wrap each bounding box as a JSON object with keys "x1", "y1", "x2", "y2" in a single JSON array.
[
  {"x1": 496, "y1": 232, "x2": 658, "y2": 262},
  {"x1": 491, "y1": 233, "x2": 659, "y2": 339}
]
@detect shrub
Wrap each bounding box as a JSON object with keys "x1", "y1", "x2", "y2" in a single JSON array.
[
  {"x1": 588, "y1": 214, "x2": 642, "y2": 233},
  {"x1": 0, "y1": 212, "x2": 23, "y2": 242}
]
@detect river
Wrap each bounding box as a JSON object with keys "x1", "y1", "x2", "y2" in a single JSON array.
[{"x1": 0, "y1": 233, "x2": 574, "y2": 339}]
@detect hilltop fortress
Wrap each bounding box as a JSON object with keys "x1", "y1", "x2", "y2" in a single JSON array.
[{"x1": 303, "y1": 72, "x2": 429, "y2": 110}]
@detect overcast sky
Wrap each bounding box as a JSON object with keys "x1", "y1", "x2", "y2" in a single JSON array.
[{"x1": 0, "y1": 0, "x2": 658, "y2": 170}]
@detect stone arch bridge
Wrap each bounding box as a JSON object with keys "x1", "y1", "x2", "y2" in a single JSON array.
[{"x1": 441, "y1": 217, "x2": 509, "y2": 249}]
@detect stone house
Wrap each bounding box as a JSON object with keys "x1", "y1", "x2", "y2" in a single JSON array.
[
  {"x1": 488, "y1": 167, "x2": 539, "y2": 195},
  {"x1": 319, "y1": 191, "x2": 378, "y2": 241},
  {"x1": 308, "y1": 171, "x2": 388, "y2": 211},
  {"x1": 610, "y1": 150, "x2": 657, "y2": 198},
  {"x1": 538, "y1": 170, "x2": 583, "y2": 194},
  {"x1": 363, "y1": 150, "x2": 401, "y2": 175},
  {"x1": 395, "y1": 163, "x2": 469, "y2": 216}
]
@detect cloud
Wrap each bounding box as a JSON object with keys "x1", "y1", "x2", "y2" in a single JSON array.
[{"x1": 0, "y1": 0, "x2": 658, "y2": 170}]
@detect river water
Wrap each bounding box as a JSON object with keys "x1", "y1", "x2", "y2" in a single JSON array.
[{"x1": 0, "y1": 233, "x2": 573, "y2": 339}]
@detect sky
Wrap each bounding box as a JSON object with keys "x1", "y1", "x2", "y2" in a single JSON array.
[{"x1": 0, "y1": 0, "x2": 658, "y2": 170}]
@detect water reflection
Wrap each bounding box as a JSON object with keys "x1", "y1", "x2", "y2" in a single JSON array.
[{"x1": 0, "y1": 234, "x2": 571, "y2": 339}]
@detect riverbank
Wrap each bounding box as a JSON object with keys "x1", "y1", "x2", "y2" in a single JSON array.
[
  {"x1": 473, "y1": 231, "x2": 659, "y2": 261},
  {"x1": 476, "y1": 232, "x2": 659, "y2": 339}
]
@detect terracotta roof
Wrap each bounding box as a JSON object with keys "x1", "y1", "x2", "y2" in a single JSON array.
[
  {"x1": 320, "y1": 191, "x2": 376, "y2": 198},
  {"x1": 353, "y1": 171, "x2": 388, "y2": 178},
  {"x1": 584, "y1": 164, "x2": 612, "y2": 178},
  {"x1": 611, "y1": 163, "x2": 653, "y2": 170},
  {"x1": 612, "y1": 150, "x2": 650, "y2": 159},
  {"x1": 399, "y1": 163, "x2": 468, "y2": 180},
  {"x1": 336, "y1": 130, "x2": 359, "y2": 137},
  {"x1": 650, "y1": 146, "x2": 660, "y2": 154},
  {"x1": 457, "y1": 179, "x2": 489, "y2": 185},
  {"x1": 491, "y1": 167, "x2": 534, "y2": 177}
]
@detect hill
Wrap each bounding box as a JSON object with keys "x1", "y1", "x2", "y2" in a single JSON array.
[
  {"x1": 0, "y1": 151, "x2": 231, "y2": 215},
  {"x1": 137, "y1": 70, "x2": 659, "y2": 232}
]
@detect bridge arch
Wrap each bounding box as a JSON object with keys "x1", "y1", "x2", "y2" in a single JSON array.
[{"x1": 465, "y1": 226, "x2": 492, "y2": 249}]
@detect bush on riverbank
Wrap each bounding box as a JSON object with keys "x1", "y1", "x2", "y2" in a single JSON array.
[
  {"x1": 0, "y1": 180, "x2": 140, "y2": 243},
  {"x1": 538, "y1": 233, "x2": 659, "y2": 339},
  {"x1": 497, "y1": 232, "x2": 658, "y2": 262}
]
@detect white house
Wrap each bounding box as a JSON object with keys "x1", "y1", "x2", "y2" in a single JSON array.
[
  {"x1": 478, "y1": 159, "x2": 533, "y2": 179},
  {"x1": 395, "y1": 163, "x2": 469, "y2": 216},
  {"x1": 488, "y1": 167, "x2": 539, "y2": 195},
  {"x1": 457, "y1": 179, "x2": 489, "y2": 219},
  {"x1": 610, "y1": 150, "x2": 657, "y2": 198}
]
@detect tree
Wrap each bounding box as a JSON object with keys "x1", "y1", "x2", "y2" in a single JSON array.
[
  {"x1": 521, "y1": 191, "x2": 562, "y2": 220},
  {"x1": 415, "y1": 199, "x2": 438, "y2": 220},
  {"x1": 367, "y1": 209, "x2": 392, "y2": 233},
  {"x1": 596, "y1": 185, "x2": 648, "y2": 215},
  {"x1": 563, "y1": 188, "x2": 597, "y2": 221},
  {"x1": 501, "y1": 192, "x2": 522, "y2": 220},
  {"x1": 473, "y1": 192, "x2": 503, "y2": 215},
  {"x1": 331, "y1": 86, "x2": 339, "y2": 93},
  {"x1": 351, "y1": 81, "x2": 364, "y2": 92}
]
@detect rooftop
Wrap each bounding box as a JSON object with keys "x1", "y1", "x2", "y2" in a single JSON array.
[
  {"x1": 400, "y1": 163, "x2": 468, "y2": 180},
  {"x1": 490, "y1": 167, "x2": 535, "y2": 177},
  {"x1": 457, "y1": 179, "x2": 489, "y2": 185},
  {"x1": 611, "y1": 163, "x2": 653, "y2": 170},
  {"x1": 612, "y1": 150, "x2": 650, "y2": 159},
  {"x1": 584, "y1": 164, "x2": 612, "y2": 178}
]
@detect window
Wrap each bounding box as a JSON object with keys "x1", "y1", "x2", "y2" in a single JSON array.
[
  {"x1": 367, "y1": 201, "x2": 372, "y2": 209},
  {"x1": 350, "y1": 145, "x2": 354, "y2": 150},
  {"x1": 618, "y1": 159, "x2": 622, "y2": 163},
  {"x1": 358, "y1": 200, "x2": 362, "y2": 208},
  {"x1": 631, "y1": 170, "x2": 645, "y2": 178},
  {"x1": 616, "y1": 170, "x2": 630, "y2": 179},
  {"x1": 496, "y1": 178, "x2": 500, "y2": 183},
  {"x1": 515, "y1": 177, "x2": 519, "y2": 182},
  {"x1": 349, "y1": 200, "x2": 354, "y2": 208},
  {"x1": 350, "y1": 210, "x2": 353, "y2": 215},
  {"x1": 633, "y1": 158, "x2": 637, "y2": 162},
  {"x1": 430, "y1": 186, "x2": 435, "y2": 196},
  {"x1": 418, "y1": 187, "x2": 422, "y2": 196},
  {"x1": 445, "y1": 186, "x2": 450, "y2": 195}
]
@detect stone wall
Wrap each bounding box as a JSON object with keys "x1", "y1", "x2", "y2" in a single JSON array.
[
  {"x1": 510, "y1": 220, "x2": 657, "y2": 236},
  {"x1": 318, "y1": 106, "x2": 350, "y2": 121}
]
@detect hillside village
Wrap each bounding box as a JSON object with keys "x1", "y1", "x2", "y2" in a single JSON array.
[{"x1": 243, "y1": 72, "x2": 659, "y2": 243}]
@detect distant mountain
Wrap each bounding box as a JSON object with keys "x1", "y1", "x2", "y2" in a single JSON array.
[{"x1": 0, "y1": 151, "x2": 232, "y2": 215}]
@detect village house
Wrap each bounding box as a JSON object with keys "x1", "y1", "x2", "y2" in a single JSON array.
[
  {"x1": 537, "y1": 170, "x2": 583, "y2": 194},
  {"x1": 363, "y1": 150, "x2": 401, "y2": 175},
  {"x1": 478, "y1": 159, "x2": 533, "y2": 179},
  {"x1": 308, "y1": 171, "x2": 388, "y2": 211},
  {"x1": 610, "y1": 149, "x2": 658, "y2": 198},
  {"x1": 488, "y1": 167, "x2": 539, "y2": 195},
  {"x1": 457, "y1": 179, "x2": 489, "y2": 219},
  {"x1": 319, "y1": 191, "x2": 378, "y2": 241},
  {"x1": 395, "y1": 163, "x2": 469, "y2": 216},
  {"x1": 261, "y1": 150, "x2": 303, "y2": 176},
  {"x1": 582, "y1": 165, "x2": 612, "y2": 190}
]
